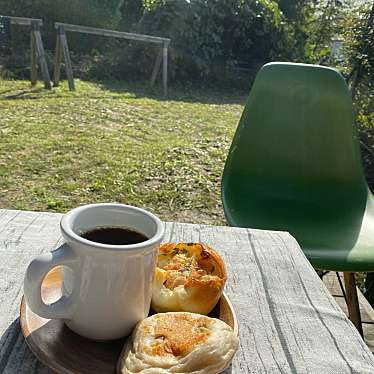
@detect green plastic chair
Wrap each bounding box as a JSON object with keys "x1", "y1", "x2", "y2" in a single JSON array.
[{"x1": 221, "y1": 62, "x2": 374, "y2": 334}]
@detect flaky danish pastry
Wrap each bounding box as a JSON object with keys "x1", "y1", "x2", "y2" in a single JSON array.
[{"x1": 152, "y1": 243, "x2": 227, "y2": 315}]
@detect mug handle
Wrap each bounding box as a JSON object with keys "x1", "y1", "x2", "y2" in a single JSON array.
[{"x1": 24, "y1": 243, "x2": 79, "y2": 320}]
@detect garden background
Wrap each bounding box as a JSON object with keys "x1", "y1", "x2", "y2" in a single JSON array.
[{"x1": 0, "y1": 0, "x2": 373, "y2": 223}]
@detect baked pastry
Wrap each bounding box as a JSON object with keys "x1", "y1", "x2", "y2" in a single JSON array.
[
  {"x1": 119, "y1": 312, "x2": 239, "y2": 374},
  {"x1": 152, "y1": 243, "x2": 227, "y2": 315}
]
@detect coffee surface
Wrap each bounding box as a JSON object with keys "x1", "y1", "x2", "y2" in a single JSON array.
[{"x1": 81, "y1": 227, "x2": 148, "y2": 245}]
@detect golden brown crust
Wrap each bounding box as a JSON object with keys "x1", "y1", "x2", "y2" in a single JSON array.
[
  {"x1": 152, "y1": 243, "x2": 227, "y2": 315},
  {"x1": 143, "y1": 313, "x2": 212, "y2": 357},
  {"x1": 120, "y1": 312, "x2": 239, "y2": 374}
]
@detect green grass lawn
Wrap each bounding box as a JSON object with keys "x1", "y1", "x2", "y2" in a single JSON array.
[
  {"x1": 0, "y1": 79, "x2": 246, "y2": 225},
  {"x1": 0, "y1": 79, "x2": 371, "y2": 291}
]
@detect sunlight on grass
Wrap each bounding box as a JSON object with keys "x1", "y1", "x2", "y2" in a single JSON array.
[{"x1": 0, "y1": 79, "x2": 245, "y2": 224}]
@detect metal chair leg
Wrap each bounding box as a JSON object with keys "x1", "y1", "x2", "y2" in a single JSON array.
[
  {"x1": 336, "y1": 272, "x2": 347, "y2": 302},
  {"x1": 316, "y1": 270, "x2": 329, "y2": 279},
  {"x1": 343, "y1": 272, "x2": 363, "y2": 336}
]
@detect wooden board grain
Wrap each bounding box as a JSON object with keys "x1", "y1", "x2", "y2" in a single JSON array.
[
  {"x1": 20, "y1": 267, "x2": 237, "y2": 374},
  {"x1": 1, "y1": 210, "x2": 374, "y2": 373}
]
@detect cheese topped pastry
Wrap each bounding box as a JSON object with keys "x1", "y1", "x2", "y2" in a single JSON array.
[
  {"x1": 119, "y1": 312, "x2": 238, "y2": 374},
  {"x1": 152, "y1": 243, "x2": 227, "y2": 315}
]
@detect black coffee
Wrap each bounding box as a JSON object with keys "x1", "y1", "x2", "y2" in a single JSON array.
[{"x1": 81, "y1": 227, "x2": 148, "y2": 245}]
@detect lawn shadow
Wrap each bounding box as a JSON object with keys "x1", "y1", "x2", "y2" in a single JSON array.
[
  {"x1": 0, "y1": 78, "x2": 249, "y2": 105},
  {"x1": 0, "y1": 87, "x2": 45, "y2": 100},
  {"x1": 97, "y1": 79, "x2": 249, "y2": 105},
  {"x1": 0, "y1": 88, "x2": 16, "y2": 96}
]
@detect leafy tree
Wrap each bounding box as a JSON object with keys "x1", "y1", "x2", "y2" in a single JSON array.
[
  {"x1": 278, "y1": 0, "x2": 313, "y2": 22},
  {"x1": 139, "y1": 0, "x2": 297, "y2": 79},
  {"x1": 0, "y1": 0, "x2": 124, "y2": 49},
  {"x1": 300, "y1": 0, "x2": 348, "y2": 63},
  {"x1": 119, "y1": 0, "x2": 144, "y2": 31},
  {"x1": 344, "y1": 1, "x2": 374, "y2": 99},
  {"x1": 0, "y1": 0, "x2": 123, "y2": 27}
]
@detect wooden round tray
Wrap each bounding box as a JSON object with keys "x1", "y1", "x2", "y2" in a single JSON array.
[{"x1": 20, "y1": 267, "x2": 238, "y2": 374}]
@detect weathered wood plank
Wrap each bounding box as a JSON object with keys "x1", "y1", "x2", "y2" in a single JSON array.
[
  {"x1": 344, "y1": 272, "x2": 364, "y2": 336},
  {"x1": 150, "y1": 48, "x2": 162, "y2": 86},
  {"x1": 323, "y1": 271, "x2": 374, "y2": 352},
  {"x1": 53, "y1": 22, "x2": 170, "y2": 95},
  {"x1": 53, "y1": 35, "x2": 62, "y2": 87},
  {"x1": 1, "y1": 16, "x2": 43, "y2": 26},
  {"x1": 30, "y1": 32, "x2": 37, "y2": 86},
  {"x1": 32, "y1": 30, "x2": 51, "y2": 90},
  {"x1": 31, "y1": 21, "x2": 51, "y2": 90},
  {"x1": 162, "y1": 42, "x2": 168, "y2": 97},
  {"x1": 54, "y1": 22, "x2": 170, "y2": 44},
  {"x1": 1, "y1": 15, "x2": 45, "y2": 88},
  {"x1": 32, "y1": 34, "x2": 49, "y2": 89},
  {"x1": 0, "y1": 210, "x2": 374, "y2": 373},
  {"x1": 58, "y1": 27, "x2": 75, "y2": 91}
]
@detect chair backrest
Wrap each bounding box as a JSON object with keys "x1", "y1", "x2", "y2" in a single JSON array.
[{"x1": 221, "y1": 62, "x2": 369, "y2": 247}]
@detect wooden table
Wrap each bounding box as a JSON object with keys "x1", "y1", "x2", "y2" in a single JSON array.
[{"x1": 0, "y1": 209, "x2": 374, "y2": 373}]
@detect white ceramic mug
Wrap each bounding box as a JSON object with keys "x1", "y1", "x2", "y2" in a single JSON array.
[{"x1": 24, "y1": 203, "x2": 164, "y2": 340}]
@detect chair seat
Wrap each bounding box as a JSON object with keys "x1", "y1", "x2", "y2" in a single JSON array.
[
  {"x1": 221, "y1": 62, "x2": 374, "y2": 274},
  {"x1": 304, "y1": 197, "x2": 374, "y2": 271},
  {"x1": 224, "y1": 193, "x2": 374, "y2": 272}
]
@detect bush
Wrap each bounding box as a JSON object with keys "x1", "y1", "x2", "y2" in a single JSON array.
[
  {"x1": 0, "y1": 0, "x2": 123, "y2": 51},
  {"x1": 137, "y1": 0, "x2": 298, "y2": 81},
  {"x1": 119, "y1": 0, "x2": 144, "y2": 31},
  {"x1": 340, "y1": 3, "x2": 374, "y2": 190},
  {"x1": 76, "y1": 41, "x2": 160, "y2": 82},
  {"x1": 0, "y1": 0, "x2": 306, "y2": 84},
  {"x1": 343, "y1": 3, "x2": 374, "y2": 90}
]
